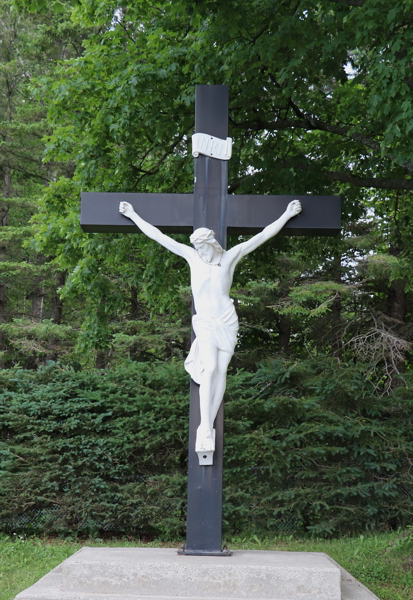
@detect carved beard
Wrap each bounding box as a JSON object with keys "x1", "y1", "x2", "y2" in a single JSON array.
[
  {"x1": 199, "y1": 250, "x2": 212, "y2": 262},
  {"x1": 197, "y1": 246, "x2": 222, "y2": 266}
]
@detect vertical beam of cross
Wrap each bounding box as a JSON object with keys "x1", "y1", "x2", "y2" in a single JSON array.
[{"x1": 183, "y1": 86, "x2": 229, "y2": 555}]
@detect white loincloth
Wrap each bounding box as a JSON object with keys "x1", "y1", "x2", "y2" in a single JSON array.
[{"x1": 184, "y1": 304, "x2": 239, "y2": 385}]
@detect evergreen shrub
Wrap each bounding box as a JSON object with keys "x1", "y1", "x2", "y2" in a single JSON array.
[{"x1": 0, "y1": 360, "x2": 412, "y2": 538}]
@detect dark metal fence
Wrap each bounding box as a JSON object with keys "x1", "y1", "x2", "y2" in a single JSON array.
[{"x1": 0, "y1": 507, "x2": 302, "y2": 537}]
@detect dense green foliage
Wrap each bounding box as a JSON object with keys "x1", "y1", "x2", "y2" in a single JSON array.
[
  {"x1": 1, "y1": 361, "x2": 412, "y2": 538},
  {"x1": 0, "y1": 0, "x2": 91, "y2": 368},
  {"x1": 0, "y1": 0, "x2": 412, "y2": 539},
  {"x1": 1, "y1": 0, "x2": 412, "y2": 378}
]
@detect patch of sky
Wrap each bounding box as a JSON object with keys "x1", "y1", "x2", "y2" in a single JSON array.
[{"x1": 345, "y1": 61, "x2": 357, "y2": 80}]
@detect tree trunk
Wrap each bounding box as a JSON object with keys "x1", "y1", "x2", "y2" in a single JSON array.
[
  {"x1": 131, "y1": 286, "x2": 138, "y2": 319},
  {"x1": 31, "y1": 284, "x2": 45, "y2": 322},
  {"x1": 331, "y1": 254, "x2": 342, "y2": 359},
  {"x1": 0, "y1": 80, "x2": 14, "y2": 368},
  {"x1": 0, "y1": 170, "x2": 11, "y2": 368},
  {"x1": 52, "y1": 271, "x2": 66, "y2": 324},
  {"x1": 95, "y1": 350, "x2": 107, "y2": 369},
  {"x1": 387, "y1": 278, "x2": 405, "y2": 323},
  {"x1": 387, "y1": 249, "x2": 406, "y2": 324},
  {"x1": 278, "y1": 314, "x2": 291, "y2": 355},
  {"x1": 45, "y1": 271, "x2": 67, "y2": 363},
  {"x1": 387, "y1": 246, "x2": 406, "y2": 385}
]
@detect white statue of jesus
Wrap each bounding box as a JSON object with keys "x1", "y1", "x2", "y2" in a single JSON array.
[{"x1": 119, "y1": 199, "x2": 302, "y2": 459}]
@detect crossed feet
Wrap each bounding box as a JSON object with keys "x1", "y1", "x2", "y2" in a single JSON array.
[{"x1": 196, "y1": 425, "x2": 216, "y2": 452}]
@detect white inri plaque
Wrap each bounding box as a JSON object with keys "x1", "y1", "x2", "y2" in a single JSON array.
[{"x1": 192, "y1": 133, "x2": 232, "y2": 160}]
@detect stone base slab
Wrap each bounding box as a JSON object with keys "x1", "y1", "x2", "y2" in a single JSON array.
[{"x1": 15, "y1": 547, "x2": 380, "y2": 600}]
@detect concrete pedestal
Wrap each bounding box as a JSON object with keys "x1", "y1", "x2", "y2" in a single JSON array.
[{"x1": 15, "y1": 547, "x2": 379, "y2": 600}]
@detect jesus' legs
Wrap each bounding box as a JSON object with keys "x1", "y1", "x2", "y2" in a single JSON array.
[
  {"x1": 196, "y1": 341, "x2": 218, "y2": 452},
  {"x1": 209, "y1": 349, "x2": 232, "y2": 429}
]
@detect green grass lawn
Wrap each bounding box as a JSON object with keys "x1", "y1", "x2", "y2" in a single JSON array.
[{"x1": 1, "y1": 531, "x2": 412, "y2": 600}]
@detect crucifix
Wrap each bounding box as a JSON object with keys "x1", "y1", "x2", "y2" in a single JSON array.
[{"x1": 81, "y1": 85, "x2": 340, "y2": 556}]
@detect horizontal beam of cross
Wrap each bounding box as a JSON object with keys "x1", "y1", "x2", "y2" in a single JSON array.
[{"x1": 81, "y1": 192, "x2": 340, "y2": 236}]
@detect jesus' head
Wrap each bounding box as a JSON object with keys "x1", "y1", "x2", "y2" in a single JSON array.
[{"x1": 190, "y1": 228, "x2": 225, "y2": 264}]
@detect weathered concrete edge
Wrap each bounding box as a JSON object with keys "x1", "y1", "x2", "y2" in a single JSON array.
[
  {"x1": 15, "y1": 549, "x2": 381, "y2": 600},
  {"x1": 324, "y1": 554, "x2": 380, "y2": 600}
]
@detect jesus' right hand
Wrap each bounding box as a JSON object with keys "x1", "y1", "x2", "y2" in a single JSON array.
[
  {"x1": 286, "y1": 199, "x2": 302, "y2": 219},
  {"x1": 119, "y1": 201, "x2": 135, "y2": 219}
]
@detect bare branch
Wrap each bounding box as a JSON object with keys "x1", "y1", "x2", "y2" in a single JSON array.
[
  {"x1": 251, "y1": 24, "x2": 269, "y2": 44},
  {"x1": 229, "y1": 157, "x2": 413, "y2": 192},
  {"x1": 320, "y1": 169, "x2": 413, "y2": 191},
  {"x1": 344, "y1": 313, "x2": 412, "y2": 395},
  {"x1": 10, "y1": 165, "x2": 50, "y2": 183},
  {"x1": 324, "y1": 0, "x2": 365, "y2": 6},
  {"x1": 130, "y1": 130, "x2": 191, "y2": 189},
  {"x1": 230, "y1": 113, "x2": 413, "y2": 175}
]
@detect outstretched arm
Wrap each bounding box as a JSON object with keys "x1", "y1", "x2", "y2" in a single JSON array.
[
  {"x1": 119, "y1": 202, "x2": 193, "y2": 261},
  {"x1": 226, "y1": 200, "x2": 302, "y2": 265}
]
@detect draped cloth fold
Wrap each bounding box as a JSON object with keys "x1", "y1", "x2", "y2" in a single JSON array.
[{"x1": 184, "y1": 303, "x2": 239, "y2": 385}]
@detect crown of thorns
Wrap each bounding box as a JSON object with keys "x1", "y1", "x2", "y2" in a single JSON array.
[{"x1": 190, "y1": 228, "x2": 224, "y2": 252}]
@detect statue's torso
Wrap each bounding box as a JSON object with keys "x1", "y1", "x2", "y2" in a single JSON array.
[{"x1": 190, "y1": 255, "x2": 234, "y2": 318}]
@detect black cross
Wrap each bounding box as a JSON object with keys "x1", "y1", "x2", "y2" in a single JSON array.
[{"x1": 81, "y1": 85, "x2": 340, "y2": 555}]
